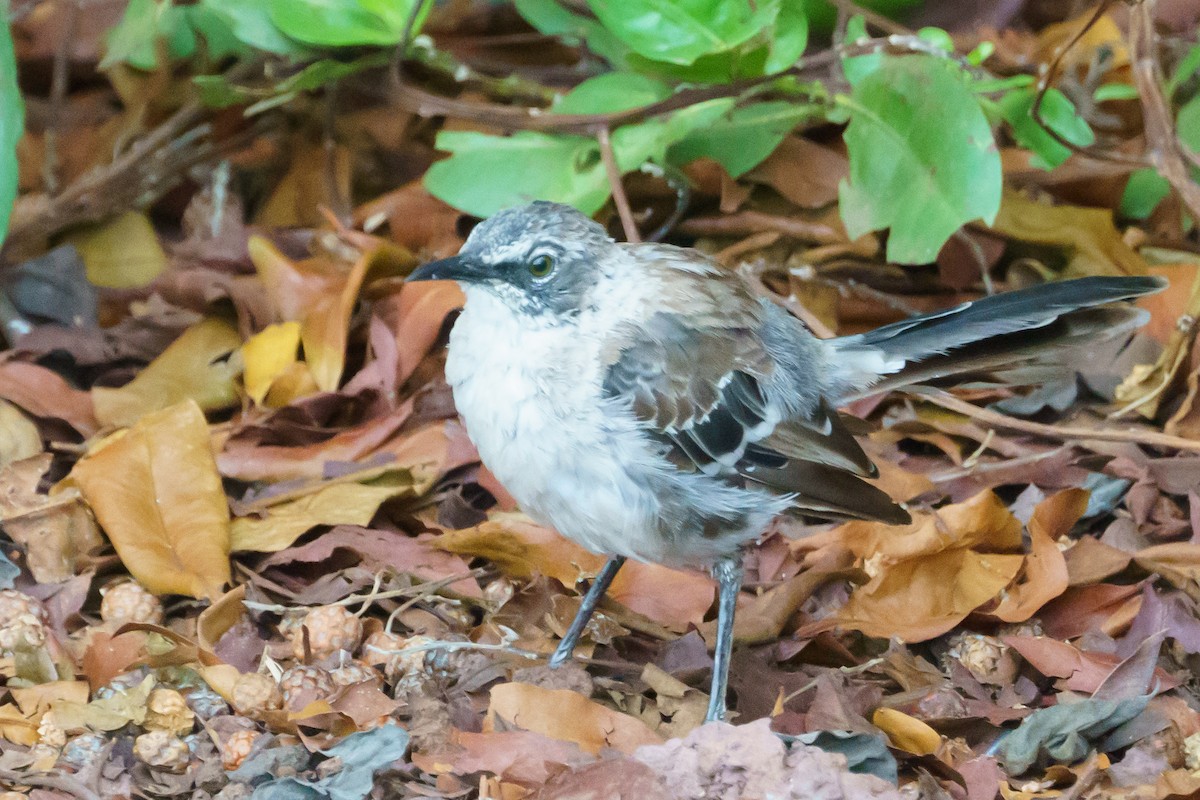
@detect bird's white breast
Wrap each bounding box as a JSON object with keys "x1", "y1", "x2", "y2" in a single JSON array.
[{"x1": 445, "y1": 282, "x2": 681, "y2": 563}]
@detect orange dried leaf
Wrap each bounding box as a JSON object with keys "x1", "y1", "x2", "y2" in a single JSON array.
[
  {"x1": 71, "y1": 400, "x2": 231, "y2": 600},
  {"x1": 990, "y1": 489, "x2": 1081, "y2": 622},
  {"x1": 487, "y1": 683, "x2": 662, "y2": 755}
]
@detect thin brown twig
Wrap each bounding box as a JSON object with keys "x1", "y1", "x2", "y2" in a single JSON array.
[
  {"x1": 677, "y1": 210, "x2": 843, "y2": 245},
  {"x1": 1130, "y1": 0, "x2": 1200, "y2": 224},
  {"x1": 43, "y1": 0, "x2": 79, "y2": 196},
  {"x1": 322, "y1": 80, "x2": 351, "y2": 225},
  {"x1": 388, "y1": 35, "x2": 957, "y2": 135},
  {"x1": 911, "y1": 387, "x2": 1200, "y2": 453},
  {"x1": 1029, "y1": 0, "x2": 1147, "y2": 168},
  {"x1": 598, "y1": 127, "x2": 639, "y2": 242},
  {"x1": 738, "y1": 261, "x2": 837, "y2": 339}
]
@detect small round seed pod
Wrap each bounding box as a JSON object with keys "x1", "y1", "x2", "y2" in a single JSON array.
[
  {"x1": 100, "y1": 581, "x2": 164, "y2": 626},
  {"x1": 231, "y1": 672, "x2": 283, "y2": 717},
  {"x1": 133, "y1": 730, "x2": 191, "y2": 773},
  {"x1": 221, "y1": 729, "x2": 262, "y2": 771},
  {"x1": 279, "y1": 665, "x2": 336, "y2": 710},
  {"x1": 290, "y1": 605, "x2": 363, "y2": 661}
]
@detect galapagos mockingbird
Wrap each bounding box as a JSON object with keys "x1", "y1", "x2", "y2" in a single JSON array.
[{"x1": 408, "y1": 201, "x2": 1164, "y2": 722}]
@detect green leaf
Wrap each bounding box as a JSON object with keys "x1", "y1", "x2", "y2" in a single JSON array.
[
  {"x1": 915, "y1": 26, "x2": 953, "y2": 53},
  {"x1": 966, "y1": 40, "x2": 994, "y2": 66},
  {"x1": 841, "y1": 15, "x2": 878, "y2": 86},
  {"x1": 268, "y1": 0, "x2": 429, "y2": 47},
  {"x1": 763, "y1": 0, "x2": 808, "y2": 74},
  {"x1": 1178, "y1": 95, "x2": 1200, "y2": 153},
  {"x1": 514, "y1": 0, "x2": 630, "y2": 67},
  {"x1": 669, "y1": 100, "x2": 817, "y2": 176},
  {"x1": 0, "y1": 2, "x2": 23, "y2": 247},
  {"x1": 1166, "y1": 43, "x2": 1200, "y2": 100},
  {"x1": 998, "y1": 86, "x2": 1095, "y2": 170},
  {"x1": 201, "y1": 0, "x2": 310, "y2": 56},
  {"x1": 838, "y1": 54, "x2": 1001, "y2": 264},
  {"x1": 425, "y1": 131, "x2": 609, "y2": 217},
  {"x1": 553, "y1": 73, "x2": 671, "y2": 115},
  {"x1": 426, "y1": 100, "x2": 734, "y2": 217},
  {"x1": 1093, "y1": 83, "x2": 1139, "y2": 102},
  {"x1": 586, "y1": 0, "x2": 777, "y2": 66},
  {"x1": 183, "y1": 6, "x2": 250, "y2": 60},
  {"x1": 101, "y1": 0, "x2": 164, "y2": 70}
]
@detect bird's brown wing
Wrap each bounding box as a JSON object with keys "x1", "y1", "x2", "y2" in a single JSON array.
[{"x1": 601, "y1": 249, "x2": 907, "y2": 524}]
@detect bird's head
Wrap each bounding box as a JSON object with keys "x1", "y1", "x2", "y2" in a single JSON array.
[{"x1": 407, "y1": 201, "x2": 617, "y2": 318}]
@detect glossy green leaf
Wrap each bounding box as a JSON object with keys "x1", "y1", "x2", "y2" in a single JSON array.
[
  {"x1": 102, "y1": 0, "x2": 167, "y2": 70},
  {"x1": 267, "y1": 0, "x2": 429, "y2": 47},
  {"x1": 587, "y1": 0, "x2": 777, "y2": 66},
  {"x1": 1093, "y1": 83, "x2": 1139, "y2": 102},
  {"x1": 669, "y1": 100, "x2": 817, "y2": 176},
  {"x1": 0, "y1": 1, "x2": 21, "y2": 247},
  {"x1": 838, "y1": 54, "x2": 1001, "y2": 264},
  {"x1": 841, "y1": 15, "x2": 878, "y2": 86},
  {"x1": 1178, "y1": 95, "x2": 1200, "y2": 152},
  {"x1": 763, "y1": 0, "x2": 807, "y2": 74},
  {"x1": 201, "y1": 0, "x2": 310, "y2": 56},
  {"x1": 426, "y1": 100, "x2": 733, "y2": 217},
  {"x1": 514, "y1": 0, "x2": 629, "y2": 67},
  {"x1": 553, "y1": 73, "x2": 671, "y2": 115},
  {"x1": 998, "y1": 86, "x2": 1095, "y2": 170}
]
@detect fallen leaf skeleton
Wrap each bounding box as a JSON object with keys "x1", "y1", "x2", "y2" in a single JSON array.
[{"x1": 408, "y1": 201, "x2": 1163, "y2": 722}]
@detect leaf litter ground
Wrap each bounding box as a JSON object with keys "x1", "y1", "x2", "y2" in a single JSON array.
[{"x1": 2, "y1": 3, "x2": 1200, "y2": 800}]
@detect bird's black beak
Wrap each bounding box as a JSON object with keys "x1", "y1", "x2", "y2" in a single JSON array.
[{"x1": 407, "y1": 255, "x2": 488, "y2": 284}]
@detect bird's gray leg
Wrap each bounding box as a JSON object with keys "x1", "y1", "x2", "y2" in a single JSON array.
[
  {"x1": 706, "y1": 552, "x2": 744, "y2": 723},
  {"x1": 549, "y1": 555, "x2": 626, "y2": 668}
]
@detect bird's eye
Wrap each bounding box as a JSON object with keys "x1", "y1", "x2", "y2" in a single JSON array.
[{"x1": 529, "y1": 253, "x2": 555, "y2": 279}]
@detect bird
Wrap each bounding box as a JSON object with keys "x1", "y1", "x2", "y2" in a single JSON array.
[{"x1": 407, "y1": 200, "x2": 1165, "y2": 722}]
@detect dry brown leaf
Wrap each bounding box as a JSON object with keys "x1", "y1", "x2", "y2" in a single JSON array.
[
  {"x1": 1135, "y1": 543, "x2": 1200, "y2": 601},
  {"x1": 0, "y1": 360, "x2": 97, "y2": 436},
  {"x1": 487, "y1": 683, "x2": 662, "y2": 755},
  {"x1": 71, "y1": 400, "x2": 231, "y2": 600},
  {"x1": 0, "y1": 454, "x2": 103, "y2": 583},
  {"x1": 92, "y1": 317, "x2": 243, "y2": 428},
  {"x1": 255, "y1": 140, "x2": 351, "y2": 228},
  {"x1": 196, "y1": 584, "x2": 246, "y2": 659},
  {"x1": 413, "y1": 729, "x2": 594, "y2": 786},
  {"x1": 808, "y1": 492, "x2": 1025, "y2": 642},
  {"x1": 436, "y1": 513, "x2": 714, "y2": 630},
  {"x1": 230, "y1": 470, "x2": 423, "y2": 552},
  {"x1": 248, "y1": 234, "x2": 415, "y2": 392},
  {"x1": 990, "y1": 489, "x2": 1081, "y2": 622},
  {"x1": 353, "y1": 180, "x2": 465, "y2": 257},
  {"x1": 745, "y1": 136, "x2": 847, "y2": 209}
]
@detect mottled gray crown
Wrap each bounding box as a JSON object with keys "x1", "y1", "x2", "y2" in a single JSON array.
[{"x1": 463, "y1": 201, "x2": 611, "y2": 257}]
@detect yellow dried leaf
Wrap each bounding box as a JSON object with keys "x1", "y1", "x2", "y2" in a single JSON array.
[
  {"x1": 92, "y1": 318, "x2": 243, "y2": 428},
  {"x1": 71, "y1": 400, "x2": 231, "y2": 600},
  {"x1": 65, "y1": 210, "x2": 167, "y2": 288},
  {"x1": 872, "y1": 707, "x2": 940, "y2": 755},
  {"x1": 0, "y1": 703, "x2": 38, "y2": 746},
  {"x1": 10, "y1": 681, "x2": 89, "y2": 718},
  {"x1": 51, "y1": 674, "x2": 154, "y2": 732},
  {"x1": 990, "y1": 191, "x2": 1149, "y2": 278},
  {"x1": 248, "y1": 236, "x2": 414, "y2": 392},
  {"x1": 242, "y1": 321, "x2": 302, "y2": 405},
  {"x1": 230, "y1": 472, "x2": 420, "y2": 553},
  {"x1": 0, "y1": 399, "x2": 41, "y2": 467}
]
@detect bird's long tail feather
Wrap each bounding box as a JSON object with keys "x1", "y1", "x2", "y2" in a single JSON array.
[{"x1": 829, "y1": 275, "x2": 1166, "y2": 402}]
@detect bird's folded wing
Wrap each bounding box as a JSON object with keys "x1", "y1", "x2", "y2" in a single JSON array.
[{"x1": 601, "y1": 301, "x2": 905, "y2": 524}]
